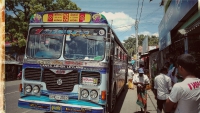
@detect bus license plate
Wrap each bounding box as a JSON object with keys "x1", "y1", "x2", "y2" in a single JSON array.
[{"x1": 49, "y1": 94, "x2": 68, "y2": 100}]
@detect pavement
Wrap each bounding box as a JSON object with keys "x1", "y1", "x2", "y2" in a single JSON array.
[
  {"x1": 113, "y1": 74, "x2": 158, "y2": 113},
  {"x1": 118, "y1": 86, "x2": 157, "y2": 113}
]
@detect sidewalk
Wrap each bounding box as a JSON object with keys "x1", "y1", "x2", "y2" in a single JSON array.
[
  {"x1": 115, "y1": 73, "x2": 158, "y2": 113},
  {"x1": 118, "y1": 86, "x2": 157, "y2": 113}
]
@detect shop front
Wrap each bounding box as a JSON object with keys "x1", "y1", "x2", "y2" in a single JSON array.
[
  {"x1": 148, "y1": 48, "x2": 160, "y2": 90},
  {"x1": 184, "y1": 21, "x2": 200, "y2": 78},
  {"x1": 159, "y1": 0, "x2": 199, "y2": 70},
  {"x1": 148, "y1": 48, "x2": 159, "y2": 78}
]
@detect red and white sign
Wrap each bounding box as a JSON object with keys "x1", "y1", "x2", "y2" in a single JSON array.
[{"x1": 82, "y1": 77, "x2": 98, "y2": 86}]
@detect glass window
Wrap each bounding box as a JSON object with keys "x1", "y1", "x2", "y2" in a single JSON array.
[
  {"x1": 115, "y1": 48, "x2": 118, "y2": 58},
  {"x1": 64, "y1": 28, "x2": 106, "y2": 61},
  {"x1": 120, "y1": 51, "x2": 122, "y2": 60},
  {"x1": 26, "y1": 28, "x2": 64, "y2": 59}
]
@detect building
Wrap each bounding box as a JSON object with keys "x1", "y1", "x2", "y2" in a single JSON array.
[
  {"x1": 5, "y1": 42, "x2": 23, "y2": 80},
  {"x1": 158, "y1": 0, "x2": 200, "y2": 78}
]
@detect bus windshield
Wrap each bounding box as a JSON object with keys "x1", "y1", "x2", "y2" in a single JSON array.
[
  {"x1": 64, "y1": 28, "x2": 105, "y2": 61},
  {"x1": 26, "y1": 27, "x2": 106, "y2": 60},
  {"x1": 26, "y1": 28, "x2": 64, "y2": 59}
]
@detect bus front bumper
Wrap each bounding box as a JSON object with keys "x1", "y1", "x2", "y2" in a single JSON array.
[{"x1": 18, "y1": 96, "x2": 104, "y2": 113}]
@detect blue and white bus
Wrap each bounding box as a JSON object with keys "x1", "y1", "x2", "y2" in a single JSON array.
[{"x1": 18, "y1": 11, "x2": 128, "y2": 113}]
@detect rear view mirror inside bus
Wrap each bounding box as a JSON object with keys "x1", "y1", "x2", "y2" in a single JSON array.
[{"x1": 65, "y1": 35, "x2": 71, "y2": 41}]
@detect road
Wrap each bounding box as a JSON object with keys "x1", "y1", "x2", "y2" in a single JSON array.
[
  {"x1": 5, "y1": 80, "x2": 43, "y2": 113},
  {"x1": 5, "y1": 80, "x2": 157, "y2": 113}
]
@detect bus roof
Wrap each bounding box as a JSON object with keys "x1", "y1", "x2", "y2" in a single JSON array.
[{"x1": 30, "y1": 10, "x2": 109, "y2": 24}]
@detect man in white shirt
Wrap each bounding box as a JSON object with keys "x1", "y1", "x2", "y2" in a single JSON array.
[
  {"x1": 165, "y1": 54, "x2": 200, "y2": 113},
  {"x1": 154, "y1": 67, "x2": 172, "y2": 113},
  {"x1": 133, "y1": 65, "x2": 150, "y2": 113}
]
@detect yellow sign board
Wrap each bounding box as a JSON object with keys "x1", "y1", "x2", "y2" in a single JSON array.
[{"x1": 43, "y1": 13, "x2": 91, "y2": 23}]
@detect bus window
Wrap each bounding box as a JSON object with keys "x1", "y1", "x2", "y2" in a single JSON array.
[
  {"x1": 122, "y1": 53, "x2": 124, "y2": 61},
  {"x1": 116, "y1": 48, "x2": 119, "y2": 59},
  {"x1": 64, "y1": 28, "x2": 105, "y2": 61},
  {"x1": 120, "y1": 51, "x2": 122, "y2": 60},
  {"x1": 26, "y1": 28, "x2": 64, "y2": 59}
]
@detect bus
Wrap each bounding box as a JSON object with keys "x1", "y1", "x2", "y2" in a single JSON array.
[{"x1": 18, "y1": 11, "x2": 128, "y2": 113}]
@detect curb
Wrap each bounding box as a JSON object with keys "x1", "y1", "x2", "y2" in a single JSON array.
[
  {"x1": 147, "y1": 90, "x2": 157, "y2": 109},
  {"x1": 146, "y1": 89, "x2": 157, "y2": 113}
]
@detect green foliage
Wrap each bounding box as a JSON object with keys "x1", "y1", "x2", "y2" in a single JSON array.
[
  {"x1": 123, "y1": 37, "x2": 136, "y2": 57},
  {"x1": 123, "y1": 34, "x2": 159, "y2": 59},
  {"x1": 5, "y1": 0, "x2": 81, "y2": 54},
  {"x1": 5, "y1": 36, "x2": 10, "y2": 42},
  {"x1": 18, "y1": 38, "x2": 27, "y2": 48}
]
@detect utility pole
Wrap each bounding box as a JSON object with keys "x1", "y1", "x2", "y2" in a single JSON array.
[{"x1": 135, "y1": 19, "x2": 139, "y2": 69}]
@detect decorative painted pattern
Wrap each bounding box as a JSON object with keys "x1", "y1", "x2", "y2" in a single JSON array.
[{"x1": 30, "y1": 11, "x2": 108, "y2": 24}]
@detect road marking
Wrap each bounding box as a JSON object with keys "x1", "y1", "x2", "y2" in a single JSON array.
[{"x1": 5, "y1": 91, "x2": 19, "y2": 95}]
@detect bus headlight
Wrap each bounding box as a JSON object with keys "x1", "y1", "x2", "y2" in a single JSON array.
[
  {"x1": 25, "y1": 85, "x2": 32, "y2": 93},
  {"x1": 81, "y1": 89, "x2": 89, "y2": 98},
  {"x1": 90, "y1": 90, "x2": 98, "y2": 99},
  {"x1": 33, "y1": 85, "x2": 40, "y2": 94}
]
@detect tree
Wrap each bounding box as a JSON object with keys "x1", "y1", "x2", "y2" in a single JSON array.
[
  {"x1": 123, "y1": 37, "x2": 136, "y2": 58},
  {"x1": 5, "y1": 0, "x2": 81, "y2": 54},
  {"x1": 123, "y1": 34, "x2": 159, "y2": 60}
]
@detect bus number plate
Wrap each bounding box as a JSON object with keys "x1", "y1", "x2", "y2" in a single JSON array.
[{"x1": 49, "y1": 94, "x2": 68, "y2": 100}]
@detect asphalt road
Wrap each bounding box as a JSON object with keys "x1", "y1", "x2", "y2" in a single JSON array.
[
  {"x1": 5, "y1": 80, "x2": 43, "y2": 113},
  {"x1": 5, "y1": 80, "x2": 157, "y2": 113}
]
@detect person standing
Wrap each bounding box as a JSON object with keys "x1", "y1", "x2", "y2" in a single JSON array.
[
  {"x1": 127, "y1": 66, "x2": 134, "y2": 89},
  {"x1": 154, "y1": 67, "x2": 172, "y2": 113},
  {"x1": 165, "y1": 54, "x2": 200, "y2": 113},
  {"x1": 133, "y1": 65, "x2": 150, "y2": 113},
  {"x1": 168, "y1": 58, "x2": 174, "y2": 71},
  {"x1": 167, "y1": 66, "x2": 178, "y2": 86}
]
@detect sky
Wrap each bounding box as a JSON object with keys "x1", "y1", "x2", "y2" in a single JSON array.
[{"x1": 71, "y1": 0, "x2": 164, "y2": 42}]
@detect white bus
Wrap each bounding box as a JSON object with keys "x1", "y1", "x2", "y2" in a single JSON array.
[{"x1": 18, "y1": 11, "x2": 128, "y2": 113}]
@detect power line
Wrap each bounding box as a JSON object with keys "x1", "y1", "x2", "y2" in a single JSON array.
[
  {"x1": 140, "y1": 7, "x2": 161, "y2": 20},
  {"x1": 113, "y1": 7, "x2": 161, "y2": 30},
  {"x1": 118, "y1": 26, "x2": 134, "y2": 37},
  {"x1": 138, "y1": 0, "x2": 144, "y2": 23},
  {"x1": 135, "y1": 0, "x2": 140, "y2": 20}
]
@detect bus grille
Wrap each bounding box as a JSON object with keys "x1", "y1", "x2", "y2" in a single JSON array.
[
  {"x1": 43, "y1": 69, "x2": 79, "y2": 92},
  {"x1": 24, "y1": 68, "x2": 41, "y2": 81},
  {"x1": 81, "y1": 71, "x2": 101, "y2": 85}
]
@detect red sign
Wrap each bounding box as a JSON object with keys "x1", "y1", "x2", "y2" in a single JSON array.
[
  {"x1": 63, "y1": 13, "x2": 69, "y2": 22},
  {"x1": 79, "y1": 13, "x2": 85, "y2": 22},
  {"x1": 48, "y1": 13, "x2": 53, "y2": 22}
]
